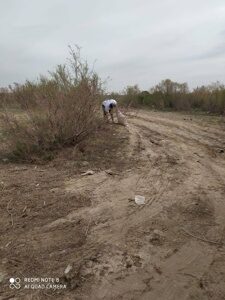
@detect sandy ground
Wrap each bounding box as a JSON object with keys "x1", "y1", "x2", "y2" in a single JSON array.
[{"x1": 0, "y1": 110, "x2": 225, "y2": 300}]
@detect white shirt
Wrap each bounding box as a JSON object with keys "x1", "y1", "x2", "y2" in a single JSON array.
[{"x1": 102, "y1": 99, "x2": 117, "y2": 112}]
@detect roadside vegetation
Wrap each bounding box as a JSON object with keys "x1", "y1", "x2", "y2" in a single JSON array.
[
  {"x1": 0, "y1": 47, "x2": 104, "y2": 162},
  {"x1": 118, "y1": 79, "x2": 225, "y2": 115},
  {"x1": 1, "y1": 53, "x2": 225, "y2": 163}
]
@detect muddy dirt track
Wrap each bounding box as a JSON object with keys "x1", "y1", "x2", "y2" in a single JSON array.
[{"x1": 0, "y1": 110, "x2": 225, "y2": 300}]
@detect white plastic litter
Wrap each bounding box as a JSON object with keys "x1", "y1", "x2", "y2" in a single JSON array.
[
  {"x1": 117, "y1": 111, "x2": 128, "y2": 126},
  {"x1": 135, "y1": 195, "x2": 145, "y2": 205},
  {"x1": 81, "y1": 170, "x2": 95, "y2": 176},
  {"x1": 64, "y1": 264, "x2": 73, "y2": 275}
]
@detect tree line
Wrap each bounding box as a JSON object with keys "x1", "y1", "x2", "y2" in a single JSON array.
[{"x1": 117, "y1": 79, "x2": 225, "y2": 114}]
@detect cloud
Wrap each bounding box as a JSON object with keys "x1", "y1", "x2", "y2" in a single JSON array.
[{"x1": 0, "y1": 0, "x2": 225, "y2": 90}]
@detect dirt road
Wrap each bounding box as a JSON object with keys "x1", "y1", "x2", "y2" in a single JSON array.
[{"x1": 1, "y1": 110, "x2": 225, "y2": 300}]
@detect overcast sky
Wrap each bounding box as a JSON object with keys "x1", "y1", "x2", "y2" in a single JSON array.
[{"x1": 0, "y1": 0, "x2": 225, "y2": 91}]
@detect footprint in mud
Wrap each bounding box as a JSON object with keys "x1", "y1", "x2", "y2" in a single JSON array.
[
  {"x1": 181, "y1": 196, "x2": 215, "y2": 220},
  {"x1": 166, "y1": 194, "x2": 215, "y2": 224},
  {"x1": 122, "y1": 253, "x2": 143, "y2": 269},
  {"x1": 146, "y1": 229, "x2": 166, "y2": 246},
  {"x1": 79, "y1": 249, "x2": 143, "y2": 280}
]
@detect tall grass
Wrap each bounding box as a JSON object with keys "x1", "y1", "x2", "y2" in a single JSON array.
[{"x1": 0, "y1": 46, "x2": 103, "y2": 162}]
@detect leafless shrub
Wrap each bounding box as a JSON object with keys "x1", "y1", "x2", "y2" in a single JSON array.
[{"x1": 0, "y1": 46, "x2": 103, "y2": 161}]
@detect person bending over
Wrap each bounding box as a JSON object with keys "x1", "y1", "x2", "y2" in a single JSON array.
[{"x1": 102, "y1": 99, "x2": 118, "y2": 123}]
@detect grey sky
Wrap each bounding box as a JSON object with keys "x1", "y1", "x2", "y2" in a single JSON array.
[{"x1": 0, "y1": 0, "x2": 225, "y2": 91}]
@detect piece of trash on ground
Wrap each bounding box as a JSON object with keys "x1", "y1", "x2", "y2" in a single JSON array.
[
  {"x1": 117, "y1": 111, "x2": 128, "y2": 126},
  {"x1": 135, "y1": 195, "x2": 145, "y2": 205},
  {"x1": 81, "y1": 170, "x2": 95, "y2": 176},
  {"x1": 64, "y1": 264, "x2": 73, "y2": 275}
]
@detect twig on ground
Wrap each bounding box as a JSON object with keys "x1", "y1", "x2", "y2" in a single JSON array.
[
  {"x1": 18, "y1": 271, "x2": 26, "y2": 280},
  {"x1": 22, "y1": 205, "x2": 27, "y2": 213},
  {"x1": 42, "y1": 291, "x2": 54, "y2": 298},
  {"x1": 7, "y1": 199, "x2": 14, "y2": 227},
  {"x1": 178, "y1": 272, "x2": 199, "y2": 280},
  {"x1": 2, "y1": 295, "x2": 16, "y2": 300},
  {"x1": 0, "y1": 181, "x2": 5, "y2": 191},
  {"x1": 63, "y1": 130, "x2": 88, "y2": 145},
  {"x1": 85, "y1": 218, "x2": 92, "y2": 237},
  {"x1": 181, "y1": 228, "x2": 223, "y2": 245}
]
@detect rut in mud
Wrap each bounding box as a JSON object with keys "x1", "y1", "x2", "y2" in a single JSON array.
[{"x1": 0, "y1": 110, "x2": 225, "y2": 300}]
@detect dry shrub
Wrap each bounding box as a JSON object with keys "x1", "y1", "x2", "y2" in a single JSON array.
[
  {"x1": 119, "y1": 80, "x2": 225, "y2": 114},
  {"x1": 0, "y1": 46, "x2": 103, "y2": 162}
]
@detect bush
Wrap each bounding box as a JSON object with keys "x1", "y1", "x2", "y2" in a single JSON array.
[
  {"x1": 0, "y1": 46, "x2": 103, "y2": 162},
  {"x1": 119, "y1": 85, "x2": 141, "y2": 108},
  {"x1": 119, "y1": 79, "x2": 225, "y2": 114}
]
